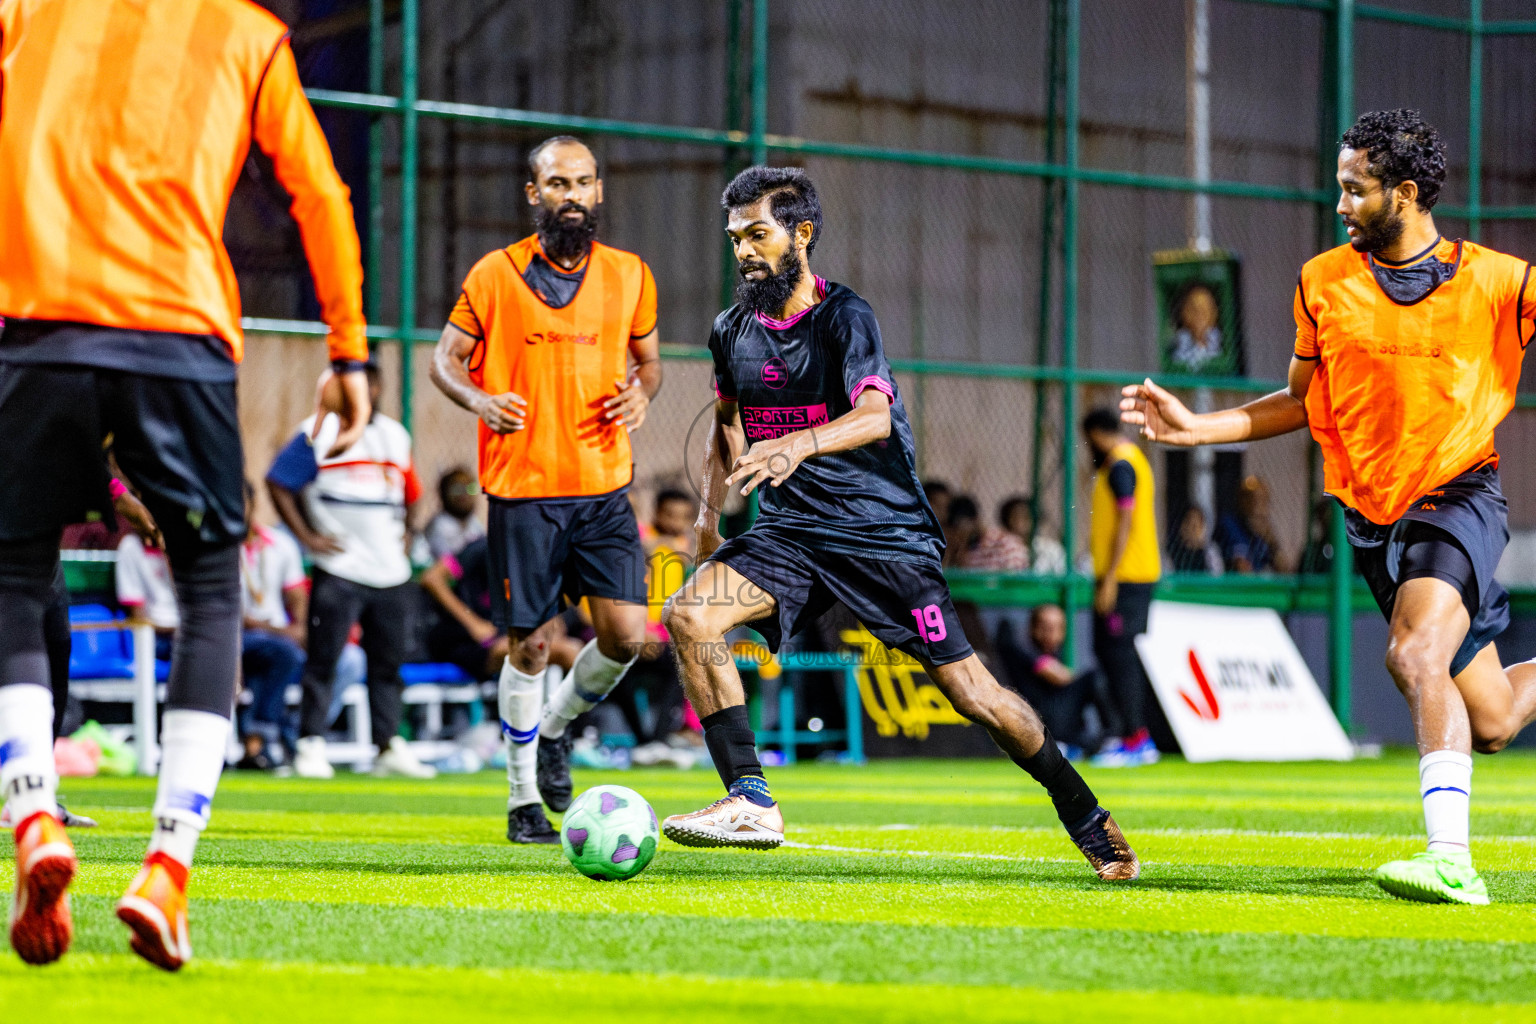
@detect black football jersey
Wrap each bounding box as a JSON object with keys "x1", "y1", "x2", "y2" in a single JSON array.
[{"x1": 707, "y1": 279, "x2": 943, "y2": 558}]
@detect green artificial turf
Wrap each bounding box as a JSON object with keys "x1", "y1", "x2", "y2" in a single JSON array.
[{"x1": 3, "y1": 752, "x2": 1534, "y2": 1022}]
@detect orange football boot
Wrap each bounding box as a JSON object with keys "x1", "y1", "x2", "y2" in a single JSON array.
[
  {"x1": 9, "y1": 810, "x2": 76, "y2": 965},
  {"x1": 116, "y1": 852, "x2": 192, "y2": 971}
]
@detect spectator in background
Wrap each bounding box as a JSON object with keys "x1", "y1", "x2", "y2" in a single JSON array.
[
  {"x1": 1215, "y1": 475, "x2": 1292, "y2": 574},
  {"x1": 922, "y1": 479, "x2": 953, "y2": 531},
  {"x1": 999, "y1": 495, "x2": 1069, "y2": 575},
  {"x1": 423, "y1": 466, "x2": 485, "y2": 561},
  {"x1": 1165, "y1": 505, "x2": 1224, "y2": 575},
  {"x1": 420, "y1": 536, "x2": 507, "y2": 681},
  {"x1": 623, "y1": 488, "x2": 700, "y2": 766},
  {"x1": 267, "y1": 362, "x2": 435, "y2": 780},
  {"x1": 946, "y1": 494, "x2": 1028, "y2": 570},
  {"x1": 995, "y1": 604, "x2": 1102, "y2": 757},
  {"x1": 1082, "y1": 408, "x2": 1161, "y2": 768},
  {"x1": 115, "y1": 529, "x2": 177, "y2": 662},
  {"x1": 236, "y1": 482, "x2": 309, "y2": 770}
]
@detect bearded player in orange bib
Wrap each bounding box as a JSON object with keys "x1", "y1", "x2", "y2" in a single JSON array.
[
  {"x1": 431, "y1": 137, "x2": 661, "y2": 845},
  {"x1": 1122, "y1": 109, "x2": 1536, "y2": 905}
]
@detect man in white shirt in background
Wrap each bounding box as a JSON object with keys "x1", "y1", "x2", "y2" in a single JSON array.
[
  {"x1": 266, "y1": 363, "x2": 434, "y2": 780},
  {"x1": 116, "y1": 531, "x2": 179, "y2": 663},
  {"x1": 237, "y1": 482, "x2": 309, "y2": 770}
]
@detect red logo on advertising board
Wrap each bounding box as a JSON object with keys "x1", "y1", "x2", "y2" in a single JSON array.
[{"x1": 1181, "y1": 650, "x2": 1221, "y2": 721}]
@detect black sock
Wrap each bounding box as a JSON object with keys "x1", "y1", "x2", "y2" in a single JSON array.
[
  {"x1": 1013, "y1": 729, "x2": 1100, "y2": 829},
  {"x1": 701, "y1": 705, "x2": 764, "y2": 790}
]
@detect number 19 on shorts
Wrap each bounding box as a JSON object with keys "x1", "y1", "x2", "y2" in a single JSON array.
[{"x1": 910, "y1": 604, "x2": 947, "y2": 642}]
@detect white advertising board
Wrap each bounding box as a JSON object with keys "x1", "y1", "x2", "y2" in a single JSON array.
[{"x1": 1135, "y1": 601, "x2": 1353, "y2": 762}]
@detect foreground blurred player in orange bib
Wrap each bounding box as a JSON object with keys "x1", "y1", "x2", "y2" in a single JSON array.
[
  {"x1": 0, "y1": 0, "x2": 370, "y2": 968},
  {"x1": 431, "y1": 137, "x2": 661, "y2": 844},
  {"x1": 1123, "y1": 110, "x2": 1536, "y2": 905}
]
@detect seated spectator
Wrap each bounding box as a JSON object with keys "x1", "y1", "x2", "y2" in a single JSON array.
[
  {"x1": 1165, "y1": 505, "x2": 1223, "y2": 575},
  {"x1": 995, "y1": 604, "x2": 1102, "y2": 756},
  {"x1": 1215, "y1": 475, "x2": 1293, "y2": 574},
  {"x1": 237, "y1": 482, "x2": 309, "y2": 770},
  {"x1": 115, "y1": 530, "x2": 177, "y2": 661},
  {"x1": 999, "y1": 495, "x2": 1068, "y2": 575},
  {"x1": 420, "y1": 537, "x2": 508, "y2": 681},
  {"x1": 621, "y1": 489, "x2": 699, "y2": 765},
  {"x1": 423, "y1": 466, "x2": 485, "y2": 561},
  {"x1": 945, "y1": 495, "x2": 1028, "y2": 570}
]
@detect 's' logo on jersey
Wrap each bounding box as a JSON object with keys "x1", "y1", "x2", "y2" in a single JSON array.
[{"x1": 761, "y1": 357, "x2": 789, "y2": 389}]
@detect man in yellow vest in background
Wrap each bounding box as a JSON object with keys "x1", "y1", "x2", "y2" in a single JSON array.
[{"x1": 1082, "y1": 408, "x2": 1162, "y2": 767}]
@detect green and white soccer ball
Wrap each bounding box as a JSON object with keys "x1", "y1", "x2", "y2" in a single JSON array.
[{"x1": 560, "y1": 784, "x2": 659, "y2": 881}]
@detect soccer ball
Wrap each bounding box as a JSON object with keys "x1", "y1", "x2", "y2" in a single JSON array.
[{"x1": 560, "y1": 785, "x2": 660, "y2": 881}]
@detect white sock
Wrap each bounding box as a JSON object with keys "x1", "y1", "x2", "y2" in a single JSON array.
[
  {"x1": 1420, "y1": 750, "x2": 1473, "y2": 854},
  {"x1": 499, "y1": 658, "x2": 543, "y2": 811},
  {"x1": 147, "y1": 709, "x2": 230, "y2": 868},
  {"x1": 0, "y1": 684, "x2": 58, "y2": 825},
  {"x1": 540, "y1": 639, "x2": 636, "y2": 739}
]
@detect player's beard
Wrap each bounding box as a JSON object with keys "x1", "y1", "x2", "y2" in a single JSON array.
[
  {"x1": 1346, "y1": 204, "x2": 1405, "y2": 254},
  {"x1": 735, "y1": 250, "x2": 804, "y2": 317},
  {"x1": 534, "y1": 201, "x2": 599, "y2": 263}
]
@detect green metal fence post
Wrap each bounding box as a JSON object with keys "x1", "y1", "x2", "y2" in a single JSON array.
[
  {"x1": 398, "y1": 0, "x2": 419, "y2": 430},
  {"x1": 720, "y1": 0, "x2": 744, "y2": 311},
  {"x1": 1468, "y1": 0, "x2": 1484, "y2": 241},
  {"x1": 1328, "y1": 0, "x2": 1355, "y2": 730},
  {"x1": 750, "y1": 0, "x2": 768, "y2": 166},
  {"x1": 1061, "y1": 0, "x2": 1081, "y2": 666},
  {"x1": 1031, "y1": 0, "x2": 1065, "y2": 549},
  {"x1": 365, "y1": 0, "x2": 385, "y2": 325}
]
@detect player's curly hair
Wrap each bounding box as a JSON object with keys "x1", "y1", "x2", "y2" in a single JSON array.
[
  {"x1": 1340, "y1": 109, "x2": 1446, "y2": 212},
  {"x1": 722, "y1": 166, "x2": 823, "y2": 256}
]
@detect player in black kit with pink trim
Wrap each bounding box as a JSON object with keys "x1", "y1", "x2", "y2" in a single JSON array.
[{"x1": 659, "y1": 166, "x2": 1139, "y2": 881}]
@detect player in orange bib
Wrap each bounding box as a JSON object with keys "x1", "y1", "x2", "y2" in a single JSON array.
[
  {"x1": 1122, "y1": 110, "x2": 1536, "y2": 905},
  {"x1": 0, "y1": 0, "x2": 370, "y2": 969},
  {"x1": 431, "y1": 137, "x2": 661, "y2": 844}
]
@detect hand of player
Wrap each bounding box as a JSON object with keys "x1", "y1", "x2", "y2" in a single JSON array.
[
  {"x1": 475, "y1": 391, "x2": 527, "y2": 434},
  {"x1": 727, "y1": 435, "x2": 807, "y2": 497},
  {"x1": 1119, "y1": 378, "x2": 1202, "y2": 446},
  {"x1": 604, "y1": 376, "x2": 650, "y2": 431},
  {"x1": 114, "y1": 488, "x2": 163, "y2": 549},
  {"x1": 468, "y1": 616, "x2": 499, "y2": 646},
  {"x1": 304, "y1": 530, "x2": 346, "y2": 556},
  {"x1": 314, "y1": 368, "x2": 373, "y2": 458},
  {"x1": 1094, "y1": 576, "x2": 1119, "y2": 616}
]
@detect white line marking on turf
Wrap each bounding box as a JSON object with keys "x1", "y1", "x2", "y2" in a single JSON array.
[{"x1": 782, "y1": 841, "x2": 1063, "y2": 863}]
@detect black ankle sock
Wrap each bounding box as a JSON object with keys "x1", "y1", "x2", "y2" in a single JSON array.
[
  {"x1": 1013, "y1": 730, "x2": 1100, "y2": 827},
  {"x1": 701, "y1": 705, "x2": 764, "y2": 791}
]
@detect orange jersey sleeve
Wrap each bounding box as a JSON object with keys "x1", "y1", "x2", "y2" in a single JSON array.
[
  {"x1": 1293, "y1": 276, "x2": 1319, "y2": 359},
  {"x1": 632, "y1": 262, "x2": 658, "y2": 337},
  {"x1": 252, "y1": 40, "x2": 367, "y2": 364},
  {"x1": 449, "y1": 290, "x2": 484, "y2": 339}
]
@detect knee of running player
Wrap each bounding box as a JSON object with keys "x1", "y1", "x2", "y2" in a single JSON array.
[
  {"x1": 506, "y1": 627, "x2": 553, "y2": 676},
  {"x1": 1383, "y1": 629, "x2": 1455, "y2": 702},
  {"x1": 660, "y1": 592, "x2": 726, "y2": 666}
]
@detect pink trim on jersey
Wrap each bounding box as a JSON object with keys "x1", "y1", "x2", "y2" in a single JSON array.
[
  {"x1": 850, "y1": 375, "x2": 895, "y2": 404},
  {"x1": 753, "y1": 276, "x2": 828, "y2": 330},
  {"x1": 442, "y1": 553, "x2": 464, "y2": 581},
  {"x1": 108, "y1": 478, "x2": 128, "y2": 500},
  {"x1": 712, "y1": 377, "x2": 737, "y2": 402},
  {"x1": 1116, "y1": 497, "x2": 1136, "y2": 510}
]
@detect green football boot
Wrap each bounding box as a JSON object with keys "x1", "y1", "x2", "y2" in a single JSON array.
[{"x1": 1373, "y1": 851, "x2": 1489, "y2": 905}]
